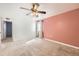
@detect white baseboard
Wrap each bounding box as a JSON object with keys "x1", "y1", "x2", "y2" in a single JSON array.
[{"x1": 45, "y1": 38, "x2": 79, "y2": 49}]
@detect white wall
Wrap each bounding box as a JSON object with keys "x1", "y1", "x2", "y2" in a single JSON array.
[
  {"x1": 0, "y1": 3, "x2": 35, "y2": 41},
  {"x1": 0, "y1": 3, "x2": 79, "y2": 41}
]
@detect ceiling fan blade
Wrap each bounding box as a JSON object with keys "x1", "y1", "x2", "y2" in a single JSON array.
[
  {"x1": 37, "y1": 11, "x2": 46, "y2": 14},
  {"x1": 26, "y1": 12, "x2": 32, "y2": 15},
  {"x1": 20, "y1": 7, "x2": 31, "y2": 11}
]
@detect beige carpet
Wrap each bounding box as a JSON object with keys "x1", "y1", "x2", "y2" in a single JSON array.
[{"x1": 0, "y1": 38, "x2": 79, "y2": 56}]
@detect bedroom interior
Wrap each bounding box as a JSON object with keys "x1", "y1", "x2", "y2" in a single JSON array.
[{"x1": 0, "y1": 3, "x2": 79, "y2": 56}]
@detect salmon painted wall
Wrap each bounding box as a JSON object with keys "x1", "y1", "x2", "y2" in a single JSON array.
[{"x1": 43, "y1": 8, "x2": 79, "y2": 47}]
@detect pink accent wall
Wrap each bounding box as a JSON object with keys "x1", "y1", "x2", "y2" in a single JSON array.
[{"x1": 43, "y1": 8, "x2": 79, "y2": 47}]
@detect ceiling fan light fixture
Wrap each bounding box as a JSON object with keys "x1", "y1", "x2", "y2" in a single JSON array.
[{"x1": 20, "y1": 3, "x2": 46, "y2": 16}]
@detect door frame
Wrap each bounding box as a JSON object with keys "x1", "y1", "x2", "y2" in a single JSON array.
[{"x1": 1, "y1": 19, "x2": 13, "y2": 40}]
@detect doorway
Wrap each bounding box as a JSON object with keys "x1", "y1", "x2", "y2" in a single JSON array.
[
  {"x1": 6, "y1": 21, "x2": 12, "y2": 37},
  {"x1": 2, "y1": 21, "x2": 13, "y2": 43}
]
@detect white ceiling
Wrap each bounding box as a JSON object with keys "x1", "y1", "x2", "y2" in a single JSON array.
[
  {"x1": 39, "y1": 3, "x2": 79, "y2": 19},
  {"x1": 0, "y1": 3, "x2": 79, "y2": 19}
]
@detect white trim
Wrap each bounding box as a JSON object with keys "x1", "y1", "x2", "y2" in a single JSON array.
[{"x1": 45, "y1": 38, "x2": 79, "y2": 49}]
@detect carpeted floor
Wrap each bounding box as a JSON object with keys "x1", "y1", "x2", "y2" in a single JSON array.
[{"x1": 0, "y1": 38, "x2": 79, "y2": 56}]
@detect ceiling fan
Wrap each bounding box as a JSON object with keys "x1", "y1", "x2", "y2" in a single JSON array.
[{"x1": 20, "y1": 3, "x2": 46, "y2": 17}]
